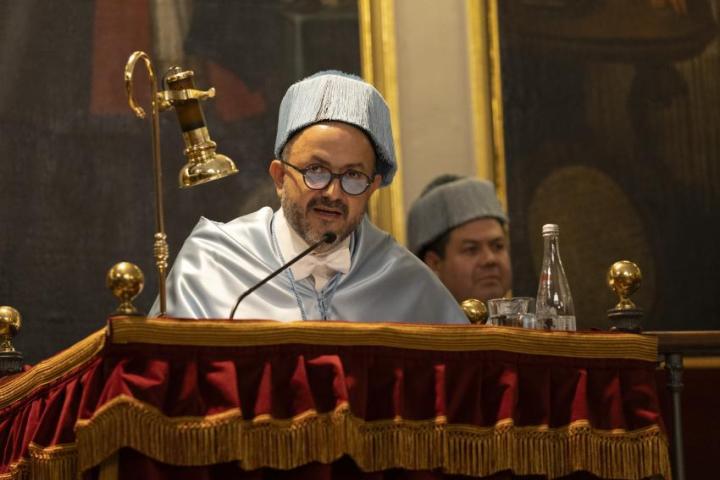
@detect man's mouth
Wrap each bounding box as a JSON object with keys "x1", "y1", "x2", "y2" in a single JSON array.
[
  {"x1": 474, "y1": 275, "x2": 500, "y2": 284},
  {"x1": 308, "y1": 199, "x2": 347, "y2": 220},
  {"x1": 312, "y1": 206, "x2": 344, "y2": 219}
]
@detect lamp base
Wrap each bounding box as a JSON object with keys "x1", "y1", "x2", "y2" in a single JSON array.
[
  {"x1": 607, "y1": 308, "x2": 644, "y2": 333},
  {"x1": 0, "y1": 350, "x2": 23, "y2": 377}
]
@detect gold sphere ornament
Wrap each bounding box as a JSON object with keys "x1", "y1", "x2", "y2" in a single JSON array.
[
  {"x1": 461, "y1": 298, "x2": 488, "y2": 324},
  {"x1": 607, "y1": 260, "x2": 642, "y2": 310},
  {"x1": 106, "y1": 262, "x2": 145, "y2": 316},
  {"x1": 0, "y1": 306, "x2": 21, "y2": 352}
]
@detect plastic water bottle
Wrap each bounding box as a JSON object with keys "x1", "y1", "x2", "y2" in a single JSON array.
[{"x1": 536, "y1": 224, "x2": 576, "y2": 331}]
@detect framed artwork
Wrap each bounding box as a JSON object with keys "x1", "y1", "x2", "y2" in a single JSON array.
[
  {"x1": 480, "y1": 0, "x2": 720, "y2": 330},
  {"x1": 0, "y1": 0, "x2": 363, "y2": 362}
]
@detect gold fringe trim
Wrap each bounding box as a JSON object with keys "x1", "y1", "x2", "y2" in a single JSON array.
[
  {"x1": 0, "y1": 460, "x2": 27, "y2": 480},
  {"x1": 110, "y1": 317, "x2": 658, "y2": 362},
  {"x1": 75, "y1": 395, "x2": 671, "y2": 480},
  {"x1": 0, "y1": 443, "x2": 77, "y2": 480},
  {"x1": 0, "y1": 329, "x2": 106, "y2": 409},
  {"x1": 28, "y1": 443, "x2": 77, "y2": 480},
  {"x1": 97, "y1": 453, "x2": 118, "y2": 480}
]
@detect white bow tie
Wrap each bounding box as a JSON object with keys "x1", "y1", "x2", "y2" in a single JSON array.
[{"x1": 291, "y1": 247, "x2": 351, "y2": 283}]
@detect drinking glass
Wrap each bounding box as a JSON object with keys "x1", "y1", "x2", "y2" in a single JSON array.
[{"x1": 487, "y1": 297, "x2": 536, "y2": 328}]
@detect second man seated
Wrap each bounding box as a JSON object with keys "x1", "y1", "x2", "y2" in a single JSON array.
[{"x1": 407, "y1": 175, "x2": 512, "y2": 303}]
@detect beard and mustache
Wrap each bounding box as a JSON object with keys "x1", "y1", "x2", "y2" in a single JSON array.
[{"x1": 282, "y1": 194, "x2": 361, "y2": 252}]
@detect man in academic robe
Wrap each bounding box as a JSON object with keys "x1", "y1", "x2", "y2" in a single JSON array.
[
  {"x1": 406, "y1": 175, "x2": 512, "y2": 303},
  {"x1": 152, "y1": 71, "x2": 467, "y2": 323}
]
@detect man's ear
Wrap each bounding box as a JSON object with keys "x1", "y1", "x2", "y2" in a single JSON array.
[
  {"x1": 268, "y1": 160, "x2": 285, "y2": 194},
  {"x1": 423, "y1": 250, "x2": 443, "y2": 274},
  {"x1": 367, "y1": 174, "x2": 383, "y2": 196}
]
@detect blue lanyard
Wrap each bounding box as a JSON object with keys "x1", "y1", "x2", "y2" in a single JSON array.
[
  {"x1": 270, "y1": 213, "x2": 355, "y2": 321},
  {"x1": 270, "y1": 215, "x2": 308, "y2": 321}
]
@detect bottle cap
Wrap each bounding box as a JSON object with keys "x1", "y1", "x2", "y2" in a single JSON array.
[{"x1": 542, "y1": 224, "x2": 559, "y2": 236}]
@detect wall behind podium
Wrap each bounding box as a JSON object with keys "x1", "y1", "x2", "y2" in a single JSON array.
[{"x1": 0, "y1": 0, "x2": 361, "y2": 364}]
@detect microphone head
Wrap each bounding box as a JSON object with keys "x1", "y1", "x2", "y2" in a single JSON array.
[{"x1": 323, "y1": 232, "x2": 338, "y2": 244}]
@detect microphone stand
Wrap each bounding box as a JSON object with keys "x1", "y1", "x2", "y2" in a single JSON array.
[{"x1": 229, "y1": 232, "x2": 337, "y2": 319}]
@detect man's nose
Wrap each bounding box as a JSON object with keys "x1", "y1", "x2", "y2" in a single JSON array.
[
  {"x1": 322, "y1": 177, "x2": 344, "y2": 199},
  {"x1": 477, "y1": 246, "x2": 498, "y2": 266}
]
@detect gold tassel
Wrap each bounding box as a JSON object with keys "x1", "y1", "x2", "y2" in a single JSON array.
[
  {"x1": 27, "y1": 443, "x2": 77, "y2": 480},
  {"x1": 0, "y1": 330, "x2": 106, "y2": 409},
  {"x1": 74, "y1": 395, "x2": 671, "y2": 479},
  {"x1": 0, "y1": 460, "x2": 28, "y2": 480},
  {"x1": 0, "y1": 443, "x2": 78, "y2": 480}
]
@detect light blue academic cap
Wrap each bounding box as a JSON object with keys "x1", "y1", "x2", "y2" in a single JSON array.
[
  {"x1": 407, "y1": 176, "x2": 508, "y2": 255},
  {"x1": 274, "y1": 71, "x2": 397, "y2": 186}
]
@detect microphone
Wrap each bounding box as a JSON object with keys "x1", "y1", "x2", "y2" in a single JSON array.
[{"x1": 229, "y1": 232, "x2": 338, "y2": 319}]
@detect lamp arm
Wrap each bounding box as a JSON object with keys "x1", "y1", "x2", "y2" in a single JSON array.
[{"x1": 124, "y1": 51, "x2": 168, "y2": 316}]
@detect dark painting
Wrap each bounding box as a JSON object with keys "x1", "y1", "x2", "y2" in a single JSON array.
[
  {"x1": 0, "y1": 0, "x2": 361, "y2": 364},
  {"x1": 498, "y1": 0, "x2": 720, "y2": 330}
]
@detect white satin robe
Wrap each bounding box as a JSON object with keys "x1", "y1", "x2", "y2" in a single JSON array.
[{"x1": 150, "y1": 207, "x2": 468, "y2": 324}]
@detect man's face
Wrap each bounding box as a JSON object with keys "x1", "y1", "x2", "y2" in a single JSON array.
[
  {"x1": 424, "y1": 218, "x2": 512, "y2": 302},
  {"x1": 269, "y1": 122, "x2": 381, "y2": 251}
]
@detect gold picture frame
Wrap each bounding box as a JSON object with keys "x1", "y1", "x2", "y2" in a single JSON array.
[
  {"x1": 465, "y1": 0, "x2": 507, "y2": 211},
  {"x1": 358, "y1": 0, "x2": 406, "y2": 243},
  {"x1": 359, "y1": 0, "x2": 507, "y2": 240}
]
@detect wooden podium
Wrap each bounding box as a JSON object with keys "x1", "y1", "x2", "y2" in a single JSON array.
[{"x1": 0, "y1": 318, "x2": 670, "y2": 479}]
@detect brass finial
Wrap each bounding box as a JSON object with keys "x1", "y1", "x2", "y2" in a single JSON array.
[
  {"x1": 0, "y1": 306, "x2": 22, "y2": 376},
  {"x1": 0, "y1": 306, "x2": 21, "y2": 353},
  {"x1": 606, "y1": 260, "x2": 643, "y2": 332},
  {"x1": 461, "y1": 298, "x2": 488, "y2": 325},
  {"x1": 107, "y1": 262, "x2": 145, "y2": 316},
  {"x1": 607, "y1": 260, "x2": 642, "y2": 310}
]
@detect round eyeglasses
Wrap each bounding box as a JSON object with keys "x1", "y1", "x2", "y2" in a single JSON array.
[{"x1": 281, "y1": 160, "x2": 374, "y2": 196}]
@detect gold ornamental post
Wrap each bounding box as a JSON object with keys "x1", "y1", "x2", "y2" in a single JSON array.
[
  {"x1": 607, "y1": 260, "x2": 644, "y2": 332},
  {"x1": 0, "y1": 306, "x2": 22, "y2": 375},
  {"x1": 123, "y1": 51, "x2": 237, "y2": 316}
]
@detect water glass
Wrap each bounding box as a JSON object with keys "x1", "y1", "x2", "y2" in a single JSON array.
[{"x1": 487, "y1": 297, "x2": 536, "y2": 328}]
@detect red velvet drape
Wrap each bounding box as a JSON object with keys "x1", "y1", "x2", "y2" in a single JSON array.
[{"x1": 0, "y1": 320, "x2": 668, "y2": 479}]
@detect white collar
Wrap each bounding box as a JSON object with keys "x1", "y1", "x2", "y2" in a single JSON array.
[{"x1": 274, "y1": 208, "x2": 351, "y2": 290}]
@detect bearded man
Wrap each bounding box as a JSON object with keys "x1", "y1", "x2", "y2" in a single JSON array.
[{"x1": 152, "y1": 71, "x2": 467, "y2": 323}]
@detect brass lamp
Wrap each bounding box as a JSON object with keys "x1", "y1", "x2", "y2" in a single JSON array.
[
  {"x1": 160, "y1": 67, "x2": 238, "y2": 188},
  {"x1": 124, "y1": 51, "x2": 237, "y2": 315}
]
